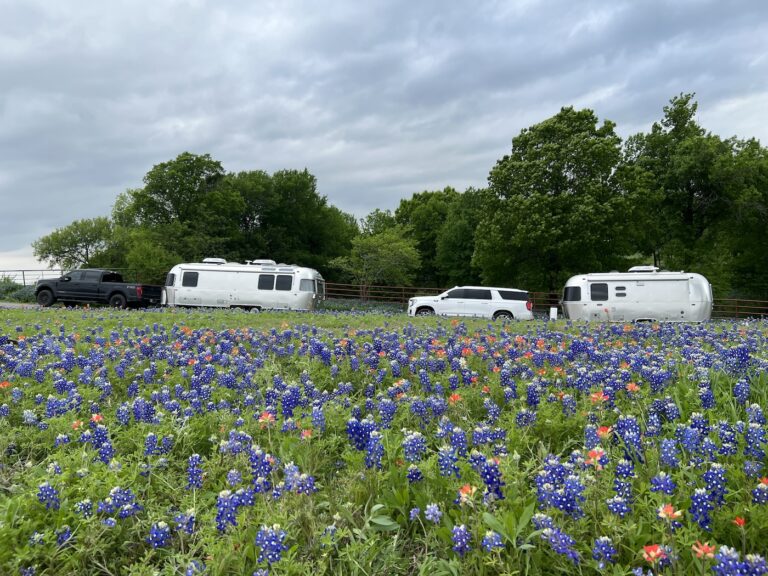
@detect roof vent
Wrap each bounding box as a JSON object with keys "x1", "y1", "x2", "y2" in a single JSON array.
[
  {"x1": 628, "y1": 266, "x2": 659, "y2": 273},
  {"x1": 246, "y1": 259, "x2": 277, "y2": 265},
  {"x1": 202, "y1": 258, "x2": 227, "y2": 264}
]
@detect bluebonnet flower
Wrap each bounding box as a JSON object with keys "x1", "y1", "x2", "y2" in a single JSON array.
[
  {"x1": 650, "y1": 472, "x2": 676, "y2": 495},
  {"x1": 752, "y1": 481, "x2": 768, "y2": 505},
  {"x1": 702, "y1": 463, "x2": 728, "y2": 506},
  {"x1": 481, "y1": 531, "x2": 504, "y2": 552},
  {"x1": 733, "y1": 378, "x2": 750, "y2": 404},
  {"x1": 424, "y1": 503, "x2": 442, "y2": 524},
  {"x1": 187, "y1": 454, "x2": 203, "y2": 489},
  {"x1": 29, "y1": 532, "x2": 44, "y2": 546},
  {"x1": 37, "y1": 482, "x2": 60, "y2": 510},
  {"x1": 451, "y1": 524, "x2": 472, "y2": 557},
  {"x1": 409, "y1": 507, "x2": 420, "y2": 521},
  {"x1": 146, "y1": 522, "x2": 171, "y2": 548},
  {"x1": 174, "y1": 510, "x2": 196, "y2": 534},
  {"x1": 402, "y1": 431, "x2": 427, "y2": 463},
  {"x1": 437, "y1": 446, "x2": 460, "y2": 478},
  {"x1": 540, "y1": 525, "x2": 580, "y2": 564},
  {"x1": 480, "y1": 458, "x2": 505, "y2": 502},
  {"x1": 365, "y1": 431, "x2": 384, "y2": 470},
  {"x1": 254, "y1": 524, "x2": 288, "y2": 565},
  {"x1": 516, "y1": 408, "x2": 536, "y2": 428},
  {"x1": 185, "y1": 560, "x2": 206, "y2": 575},
  {"x1": 606, "y1": 496, "x2": 631, "y2": 518},
  {"x1": 689, "y1": 488, "x2": 714, "y2": 531},
  {"x1": 227, "y1": 469, "x2": 242, "y2": 487},
  {"x1": 74, "y1": 499, "x2": 93, "y2": 518},
  {"x1": 449, "y1": 427, "x2": 468, "y2": 457},
  {"x1": 215, "y1": 490, "x2": 239, "y2": 532},
  {"x1": 406, "y1": 464, "x2": 423, "y2": 483},
  {"x1": 592, "y1": 536, "x2": 617, "y2": 569}
]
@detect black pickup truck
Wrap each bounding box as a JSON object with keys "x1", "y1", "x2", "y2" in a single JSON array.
[{"x1": 35, "y1": 269, "x2": 163, "y2": 308}]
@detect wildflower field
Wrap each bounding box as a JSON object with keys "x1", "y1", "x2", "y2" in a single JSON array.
[{"x1": 1, "y1": 308, "x2": 767, "y2": 576}]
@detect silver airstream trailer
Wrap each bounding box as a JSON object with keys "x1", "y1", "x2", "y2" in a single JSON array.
[
  {"x1": 163, "y1": 258, "x2": 325, "y2": 311},
  {"x1": 561, "y1": 267, "x2": 713, "y2": 322}
]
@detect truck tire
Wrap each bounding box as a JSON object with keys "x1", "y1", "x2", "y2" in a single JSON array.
[
  {"x1": 36, "y1": 290, "x2": 55, "y2": 307},
  {"x1": 109, "y1": 293, "x2": 127, "y2": 308}
]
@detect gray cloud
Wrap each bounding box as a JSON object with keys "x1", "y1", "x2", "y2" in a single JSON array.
[{"x1": 1, "y1": 0, "x2": 767, "y2": 268}]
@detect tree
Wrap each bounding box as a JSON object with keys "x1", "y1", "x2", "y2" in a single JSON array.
[
  {"x1": 360, "y1": 209, "x2": 395, "y2": 236},
  {"x1": 625, "y1": 93, "x2": 768, "y2": 296},
  {"x1": 128, "y1": 152, "x2": 225, "y2": 226},
  {"x1": 434, "y1": 188, "x2": 489, "y2": 285},
  {"x1": 329, "y1": 226, "x2": 420, "y2": 296},
  {"x1": 32, "y1": 217, "x2": 113, "y2": 269},
  {"x1": 395, "y1": 187, "x2": 460, "y2": 286},
  {"x1": 474, "y1": 107, "x2": 628, "y2": 291}
]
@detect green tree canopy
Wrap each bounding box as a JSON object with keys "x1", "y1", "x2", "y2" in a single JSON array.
[
  {"x1": 329, "y1": 226, "x2": 420, "y2": 292},
  {"x1": 32, "y1": 217, "x2": 113, "y2": 270},
  {"x1": 474, "y1": 106, "x2": 628, "y2": 291}
]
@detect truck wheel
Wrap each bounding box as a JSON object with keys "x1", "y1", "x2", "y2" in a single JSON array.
[
  {"x1": 36, "y1": 290, "x2": 55, "y2": 307},
  {"x1": 109, "y1": 293, "x2": 127, "y2": 308}
]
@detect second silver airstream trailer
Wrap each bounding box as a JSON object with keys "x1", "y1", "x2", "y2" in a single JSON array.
[
  {"x1": 163, "y1": 259, "x2": 325, "y2": 311},
  {"x1": 561, "y1": 267, "x2": 713, "y2": 322}
]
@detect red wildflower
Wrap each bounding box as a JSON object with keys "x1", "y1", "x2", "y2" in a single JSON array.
[
  {"x1": 692, "y1": 541, "x2": 716, "y2": 559},
  {"x1": 642, "y1": 544, "x2": 667, "y2": 564}
]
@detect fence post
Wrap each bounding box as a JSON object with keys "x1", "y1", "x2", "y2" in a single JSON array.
[{"x1": 22, "y1": 271, "x2": 26, "y2": 286}]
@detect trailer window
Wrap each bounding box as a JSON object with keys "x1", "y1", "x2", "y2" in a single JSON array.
[
  {"x1": 563, "y1": 287, "x2": 581, "y2": 301},
  {"x1": 275, "y1": 275, "x2": 292, "y2": 291},
  {"x1": 258, "y1": 274, "x2": 275, "y2": 290},
  {"x1": 300, "y1": 279, "x2": 315, "y2": 292},
  {"x1": 590, "y1": 283, "x2": 608, "y2": 301},
  {"x1": 165, "y1": 273, "x2": 176, "y2": 287},
  {"x1": 182, "y1": 272, "x2": 199, "y2": 287}
]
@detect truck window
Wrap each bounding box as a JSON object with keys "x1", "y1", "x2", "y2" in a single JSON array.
[
  {"x1": 102, "y1": 272, "x2": 123, "y2": 283},
  {"x1": 275, "y1": 275, "x2": 292, "y2": 291},
  {"x1": 299, "y1": 279, "x2": 315, "y2": 292},
  {"x1": 165, "y1": 273, "x2": 176, "y2": 287},
  {"x1": 258, "y1": 274, "x2": 275, "y2": 290},
  {"x1": 65, "y1": 271, "x2": 84, "y2": 281},
  {"x1": 84, "y1": 270, "x2": 103, "y2": 282},
  {"x1": 590, "y1": 283, "x2": 608, "y2": 301},
  {"x1": 562, "y1": 287, "x2": 581, "y2": 301},
  {"x1": 182, "y1": 272, "x2": 199, "y2": 287}
]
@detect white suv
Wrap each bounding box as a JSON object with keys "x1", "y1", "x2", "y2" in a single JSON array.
[{"x1": 407, "y1": 286, "x2": 534, "y2": 320}]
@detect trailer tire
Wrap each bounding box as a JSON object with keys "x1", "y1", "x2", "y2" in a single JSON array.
[
  {"x1": 109, "y1": 293, "x2": 127, "y2": 308},
  {"x1": 36, "y1": 290, "x2": 55, "y2": 307}
]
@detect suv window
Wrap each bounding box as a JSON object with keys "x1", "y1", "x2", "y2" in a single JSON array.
[
  {"x1": 464, "y1": 289, "x2": 492, "y2": 300},
  {"x1": 498, "y1": 290, "x2": 528, "y2": 301},
  {"x1": 445, "y1": 289, "x2": 465, "y2": 299}
]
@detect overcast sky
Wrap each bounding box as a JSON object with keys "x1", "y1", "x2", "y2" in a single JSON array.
[{"x1": 1, "y1": 0, "x2": 767, "y2": 271}]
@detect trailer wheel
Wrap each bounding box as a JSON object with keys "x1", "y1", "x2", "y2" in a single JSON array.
[
  {"x1": 36, "y1": 290, "x2": 55, "y2": 307},
  {"x1": 109, "y1": 293, "x2": 127, "y2": 308}
]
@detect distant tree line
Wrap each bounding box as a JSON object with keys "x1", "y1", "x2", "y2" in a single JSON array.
[{"x1": 33, "y1": 94, "x2": 768, "y2": 298}]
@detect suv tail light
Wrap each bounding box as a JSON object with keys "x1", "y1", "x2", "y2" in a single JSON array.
[
  {"x1": 526, "y1": 300, "x2": 532, "y2": 311},
  {"x1": 136, "y1": 285, "x2": 143, "y2": 299}
]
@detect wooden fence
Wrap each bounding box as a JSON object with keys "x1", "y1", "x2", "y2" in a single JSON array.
[
  {"x1": 3, "y1": 271, "x2": 768, "y2": 318},
  {"x1": 326, "y1": 282, "x2": 768, "y2": 319}
]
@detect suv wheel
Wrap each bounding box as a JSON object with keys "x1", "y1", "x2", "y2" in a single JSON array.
[
  {"x1": 416, "y1": 307, "x2": 435, "y2": 316},
  {"x1": 493, "y1": 311, "x2": 513, "y2": 321}
]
